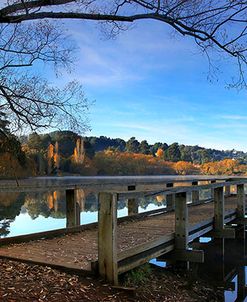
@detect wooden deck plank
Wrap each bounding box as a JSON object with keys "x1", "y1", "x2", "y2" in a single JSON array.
[{"x1": 0, "y1": 195, "x2": 242, "y2": 273}]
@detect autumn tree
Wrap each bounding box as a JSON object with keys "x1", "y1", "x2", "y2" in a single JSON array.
[
  {"x1": 73, "y1": 138, "x2": 85, "y2": 164},
  {"x1": 54, "y1": 142, "x2": 60, "y2": 170},
  {"x1": 47, "y1": 143, "x2": 54, "y2": 175},
  {"x1": 155, "y1": 148, "x2": 164, "y2": 158},
  {"x1": 174, "y1": 161, "x2": 197, "y2": 175}
]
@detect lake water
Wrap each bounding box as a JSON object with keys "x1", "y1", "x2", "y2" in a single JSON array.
[
  {"x1": 152, "y1": 229, "x2": 247, "y2": 302},
  {"x1": 0, "y1": 189, "x2": 170, "y2": 238}
]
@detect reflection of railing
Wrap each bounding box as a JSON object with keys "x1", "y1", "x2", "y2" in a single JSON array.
[{"x1": 191, "y1": 230, "x2": 247, "y2": 301}]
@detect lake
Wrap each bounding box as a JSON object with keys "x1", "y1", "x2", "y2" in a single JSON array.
[{"x1": 0, "y1": 189, "x2": 170, "y2": 238}]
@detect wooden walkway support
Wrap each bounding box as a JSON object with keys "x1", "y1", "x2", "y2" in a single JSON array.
[
  {"x1": 192, "y1": 181, "x2": 199, "y2": 204},
  {"x1": 98, "y1": 193, "x2": 118, "y2": 284},
  {"x1": 191, "y1": 228, "x2": 247, "y2": 301},
  {"x1": 237, "y1": 184, "x2": 245, "y2": 219},
  {"x1": 173, "y1": 192, "x2": 204, "y2": 264},
  {"x1": 66, "y1": 189, "x2": 80, "y2": 228},
  {"x1": 212, "y1": 186, "x2": 235, "y2": 238},
  {"x1": 166, "y1": 183, "x2": 175, "y2": 209},
  {"x1": 127, "y1": 198, "x2": 138, "y2": 216}
]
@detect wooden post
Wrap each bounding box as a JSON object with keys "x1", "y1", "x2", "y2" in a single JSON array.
[
  {"x1": 173, "y1": 191, "x2": 204, "y2": 263},
  {"x1": 66, "y1": 189, "x2": 80, "y2": 228},
  {"x1": 224, "y1": 184, "x2": 231, "y2": 197},
  {"x1": 166, "y1": 183, "x2": 175, "y2": 210},
  {"x1": 237, "y1": 184, "x2": 245, "y2": 218},
  {"x1": 211, "y1": 180, "x2": 216, "y2": 199},
  {"x1": 175, "y1": 192, "x2": 188, "y2": 250},
  {"x1": 212, "y1": 186, "x2": 235, "y2": 238},
  {"x1": 237, "y1": 266, "x2": 246, "y2": 301},
  {"x1": 214, "y1": 187, "x2": 224, "y2": 232},
  {"x1": 191, "y1": 181, "x2": 199, "y2": 204},
  {"x1": 98, "y1": 192, "x2": 118, "y2": 285},
  {"x1": 128, "y1": 198, "x2": 138, "y2": 216}
]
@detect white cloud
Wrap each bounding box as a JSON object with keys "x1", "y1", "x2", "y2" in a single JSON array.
[
  {"x1": 219, "y1": 114, "x2": 247, "y2": 121},
  {"x1": 62, "y1": 20, "x2": 202, "y2": 88}
]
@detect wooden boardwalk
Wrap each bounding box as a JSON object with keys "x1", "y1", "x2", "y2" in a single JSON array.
[
  {"x1": 0, "y1": 175, "x2": 247, "y2": 285},
  {"x1": 0, "y1": 196, "x2": 240, "y2": 273}
]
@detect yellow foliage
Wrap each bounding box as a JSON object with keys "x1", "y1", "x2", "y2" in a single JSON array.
[
  {"x1": 93, "y1": 150, "x2": 176, "y2": 175},
  {"x1": 156, "y1": 195, "x2": 165, "y2": 202},
  {"x1": 155, "y1": 148, "x2": 164, "y2": 158},
  {"x1": 200, "y1": 158, "x2": 241, "y2": 175},
  {"x1": 174, "y1": 161, "x2": 196, "y2": 175},
  {"x1": 47, "y1": 144, "x2": 54, "y2": 159}
]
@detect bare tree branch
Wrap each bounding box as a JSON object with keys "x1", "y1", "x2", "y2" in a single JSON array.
[{"x1": 0, "y1": 0, "x2": 247, "y2": 133}]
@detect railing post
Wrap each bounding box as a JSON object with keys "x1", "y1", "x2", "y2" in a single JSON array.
[
  {"x1": 66, "y1": 189, "x2": 80, "y2": 228},
  {"x1": 191, "y1": 181, "x2": 199, "y2": 204},
  {"x1": 173, "y1": 192, "x2": 204, "y2": 263},
  {"x1": 214, "y1": 187, "x2": 224, "y2": 232},
  {"x1": 211, "y1": 180, "x2": 216, "y2": 199},
  {"x1": 175, "y1": 192, "x2": 188, "y2": 250},
  {"x1": 166, "y1": 183, "x2": 175, "y2": 210},
  {"x1": 237, "y1": 184, "x2": 245, "y2": 219},
  {"x1": 128, "y1": 198, "x2": 138, "y2": 216},
  {"x1": 98, "y1": 192, "x2": 118, "y2": 285},
  {"x1": 237, "y1": 266, "x2": 246, "y2": 301},
  {"x1": 212, "y1": 186, "x2": 235, "y2": 238},
  {"x1": 224, "y1": 183, "x2": 231, "y2": 197}
]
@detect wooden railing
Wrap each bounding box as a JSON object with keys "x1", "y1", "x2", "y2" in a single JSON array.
[
  {"x1": 96, "y1": 178, "x2": 247, "y2": 284},
  {"x1": 0, "y1": 175, "x2": 247, "y2": 285}
]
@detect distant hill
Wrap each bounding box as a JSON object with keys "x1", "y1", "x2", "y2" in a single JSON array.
[{"x1": 20, "y1": 131, "x2": 247, "y2": 164}]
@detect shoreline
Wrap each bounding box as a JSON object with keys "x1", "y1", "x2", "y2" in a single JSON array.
[{"x1": 0, "y1": 259, "x2": 223, "y2": 302}]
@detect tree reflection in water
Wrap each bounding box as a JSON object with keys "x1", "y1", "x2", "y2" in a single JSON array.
[{"x1": 0, "y1": 190, "x2": 167, "y2": 237}]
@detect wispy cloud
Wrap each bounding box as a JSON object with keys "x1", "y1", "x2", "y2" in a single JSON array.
[
  {"x1": 63, "y1": 20, "x2": 201, "y2": 88},
  {"x1": 219, "y1": 114, "x2": 247, "y2": 121}
]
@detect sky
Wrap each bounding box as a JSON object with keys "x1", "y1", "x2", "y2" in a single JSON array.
[{"x1": 40, "y1": 19, "x2": 247, "y2": 152}]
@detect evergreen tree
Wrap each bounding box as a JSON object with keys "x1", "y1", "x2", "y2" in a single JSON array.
[
  {"x1": 140, "y1": 140, "x2": 150, "y2": 154},
  {"x1": 126, "y1": 137, "x2": 140, "y2": 153}
]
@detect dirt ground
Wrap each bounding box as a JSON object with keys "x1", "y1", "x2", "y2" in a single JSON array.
[{"x1": 0, "y1": 259, "x2": 223, "y2": 302}]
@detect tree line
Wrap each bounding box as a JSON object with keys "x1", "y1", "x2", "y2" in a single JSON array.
[
  {"x1": 0, "y1": 130, "x2": 245, "y2": 178},
  {"x1": 21, "y1": 132, "x2": 247, "y2": 164}
]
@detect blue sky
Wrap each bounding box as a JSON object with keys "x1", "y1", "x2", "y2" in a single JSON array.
[{"x1": 41, "y1": 19, "x2": 247, "y2": 151}]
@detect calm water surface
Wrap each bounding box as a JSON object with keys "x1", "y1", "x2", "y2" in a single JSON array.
[
  {"x1": 152, "y1": 231, "x2": 247, "y2": 302},
  {"x1": 0, "y1": 189, "x2": 169, "y2": 237}
]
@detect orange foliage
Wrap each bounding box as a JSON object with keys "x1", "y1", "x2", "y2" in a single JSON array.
[
  {"x1": 174, "y1": 161, "x2": 196, "y2": 175},
  {"x1": 47, "y1": 193, "x2": 54, "y2": 209},
  {"x1": 200, "y1": 159, "x2": 243, "y2": 175},
  {"x1": 0, "y1": 152, "x2": 34, "y2": 178},
  {"x1": 156, "y1": 195, "x2": 165, "y2": 202},
  {"x1": 93, "y1": 150, "x2": 176, "y2": 175},
  {"x1": 47, "y1": 144, "x2": 54, "y2": 159},
  {"x1": 72, "y1": 138, "x2": 85, "y2": 164},
  {"x1": 54, "y1": 153, "x2": 60, "y2": 169},
  {"x1": 155, "y1": 148, "x2": 164, "y2": 158}
]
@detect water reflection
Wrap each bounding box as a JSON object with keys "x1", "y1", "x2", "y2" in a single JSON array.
[
  {"x1": 190, "y1": 229, "x2": 247, "y2": 302},
  {"x1": 0, "y1": 190, "x2": 167, "y2": 237},
  {"x1": 152, "y1": 228, "x2": 247, "y2": 302}
]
